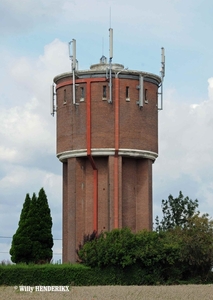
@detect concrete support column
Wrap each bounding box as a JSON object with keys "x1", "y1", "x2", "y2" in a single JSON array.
[
  {"x1": 118, "y1": 156, "x2": 122, "y2": 228},
  {"x1": 136, "y1": 159, "x2": 153, "y2": 231},
  {"x1": 62, "y1": 162, "x2": 68, "y2": 262},
  {"x1": 63, "y1": 158, "x2": 76, "y2": 263},
  {"x1": 75, "y1": 158, "x2": 86, "y2": 253},
  {"x1": 122, "y1": 158, "x2": 136, "y2": 231},
  {"x1": 108, "y1": 156, "x2": 114, "y2": 231}
]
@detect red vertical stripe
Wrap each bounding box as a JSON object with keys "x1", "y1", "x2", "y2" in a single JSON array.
[{"x1": 114, "y1": 77, "x2": 119, "y2": 228}]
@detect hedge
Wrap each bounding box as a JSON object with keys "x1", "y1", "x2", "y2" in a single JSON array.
[{"x1": 1, "y1": 263, "x2": 213, "y2": 286}]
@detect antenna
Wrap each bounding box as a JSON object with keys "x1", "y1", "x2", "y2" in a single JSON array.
[
  {"x1": 161, "y1": 47, "x2": 165, "y2": 79},
  {"x1": 108, "y1": 28, "x2": 113, "y2": 103},
  {"x1": 139, "y1": 75, "x2": 144, "y2": 108},
  {"x1": 50, "y1": 84, "x2": 56, "y2": 116},
  {"x1": 158, "y1": 47, "x2": 166, "y2": 110},
  {"x1": 68, "y1": 39, "x2": 77, "y2": 105},
  {"x1": 109, "y1": 28, "x2": 113, "y2": 59},
  {"x1": 72, "y1": 39, "x2": 76, "y2": 70},
  {"x1": 102, "y1": 37, "x2": 104, "y2": 56},
  {"x1": 69, "y1": 39, "x2": 77, "y2": 71}
]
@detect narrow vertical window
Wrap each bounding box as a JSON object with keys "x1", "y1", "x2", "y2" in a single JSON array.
[
  {"x1": 126, "y1": 86, "x2": 130, "y2": 101},
  {"x1": 80, "y1": 87, "x2": 84, "y2": 101},
  {"x1": 63, "y1": 89, "x2": 67, "y2": 104},
  {"x1": 145, "y1": 89, "x2": 148, "y2": 103},
  {"x1": 103, "y1": 85, "x2": 107, "y2": 99}
]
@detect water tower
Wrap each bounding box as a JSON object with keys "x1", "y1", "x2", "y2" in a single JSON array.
[{"x1": 52, "y1": 29, "x2": 165, "y2": 262}]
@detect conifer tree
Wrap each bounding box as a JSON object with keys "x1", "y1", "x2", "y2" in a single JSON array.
[
  {"x1": 29, "y1": 188, "x2": 54, "y2": 263},
  {"x1": 10, "y1": 188, "x2": 53, "y2": 264},
  {"x1": 10, "y1": 193, "x2": 32, "y2": 263}
]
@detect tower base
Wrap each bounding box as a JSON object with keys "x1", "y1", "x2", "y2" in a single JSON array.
[{"x1": 62, "y1": 156, "x2": 153, "y2": 263}]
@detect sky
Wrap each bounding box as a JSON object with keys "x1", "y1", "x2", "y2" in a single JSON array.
[{"x1": 0, "y1": 0, "x2": 213, "y2": 263}]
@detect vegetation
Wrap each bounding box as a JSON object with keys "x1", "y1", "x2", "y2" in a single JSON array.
[
  {"x1": 0, "y1": 264, "x2": 91, "y2": 286},
  {"x1": 5, "y1": 191, "x2": 213, "y2": 286},
  {"x1": 175, "y1": 214, "x2": 213, "y2": 278},
  {"x1": 76, "y1": 192, "x2": 213, "y2": 283},
  {"x1": 155, "y1": 191, "x2": 199, "y2": 231},
  {"x1": 10, "y1": 188, "x2": 53, "y2": 264},
  {"x1": 1, "y1": 262, "x2": 213, "y2": 286},
  {"x1": 10, "y1": 193, "x2": 32, "y2": 264}
]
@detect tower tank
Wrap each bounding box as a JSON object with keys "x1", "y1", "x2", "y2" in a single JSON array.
[{"x1": 53, "y1": 54, "x2": 162, "y2": 262}]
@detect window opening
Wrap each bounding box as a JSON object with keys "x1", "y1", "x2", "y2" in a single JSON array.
[
  {"x1": 126, "y1": 86, "x2": 130, "y2": 101},
  {"x1": 63, "y1": 89, "x2": 67, "y2": 104},
  {"x1": 102, "y1": 85, "x2": 107, "y2": 99},
  {"x1": 80, "y1": 87, "x2": 85, "y2": 102},
  {"x1": 145, "y1": 89, "x2": 148, "y2": 103}
]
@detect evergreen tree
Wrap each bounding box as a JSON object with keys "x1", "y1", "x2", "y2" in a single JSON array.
[
  {"x1": 28, "y1": 188, "x2": 54, "y2": 263},
  {"x1": 37, "y1": 188, "x2": 54, "y2": 262},
  {"x1": 10, "y1": 193, "x2": 32, "y2": 263},
  {"x1": 26, "y1": 192, "x2": 39, "y2": 262},
  {"x1": 10, "y1": 188, "x2": 53, "y2": 264}
]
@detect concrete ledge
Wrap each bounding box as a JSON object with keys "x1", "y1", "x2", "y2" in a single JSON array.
[{"x1": 57, "y1": 148, "x2": 158, "y2": 162}]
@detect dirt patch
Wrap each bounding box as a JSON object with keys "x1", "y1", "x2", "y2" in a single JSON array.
[{"x1": 1, "y1": 285, "x2": 213, "y2": 299}]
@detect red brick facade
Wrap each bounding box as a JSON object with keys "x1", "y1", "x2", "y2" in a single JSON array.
[{"x1": 54, "y1": 63, "x2": 161, "y2": 263}]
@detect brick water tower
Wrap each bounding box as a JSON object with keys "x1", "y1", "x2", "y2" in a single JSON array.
[{"x1": 52, "y1": 29, "x2": 165, "y2": 263}]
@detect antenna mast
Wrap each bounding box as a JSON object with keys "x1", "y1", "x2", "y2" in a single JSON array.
[
  {"x1": 108, "y1": 28, "x2": 113, "y2": 103},
  {"x1": 69, "y1": 39, "x2": 77, "y2": 105},
  {"x1": 158, "y1": 47, "x2": 165, "y2": 110},
  {"x1": 50, "y1": 84, "x2": 56, "y2": 116},
  {"x1": 161, "y1": 47, "x2": 165, "y2": 79}
]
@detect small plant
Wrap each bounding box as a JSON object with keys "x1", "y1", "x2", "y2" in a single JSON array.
[{"x1": 76, "y1": 230, "x2": 99, "y2": 262}]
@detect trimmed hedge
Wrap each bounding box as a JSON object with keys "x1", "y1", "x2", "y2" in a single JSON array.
[
  {"x1": 0, "y1": 264, "x2": 90, "y2": 286},
  {"x1": 0, "y1": 264, "x2": 133, "y2": 286},
  {"x1": 1, "y1": 263, "x2": 213, "y2": 286}
]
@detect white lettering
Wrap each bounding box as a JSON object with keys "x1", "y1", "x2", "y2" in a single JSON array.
[{"x1": 18, "y1": 285, "x2": 70, "y2": 292}]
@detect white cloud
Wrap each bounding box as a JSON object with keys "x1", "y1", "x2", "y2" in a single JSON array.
[
  {"x1": 0, "y1": 102, "x2": 53, "y2": 164},
  {"x1": 0, "y1": 39, "x2": 66, "y2": 262},
  {"x1": 9, "y1": 39, "x2": 69, "y2": 101},
  {"x1": 154, "y1": 77, "x2": 213, "y2": 216},
  {"x1": 0, "y1": 39, "x2": 70, "y2": 167}
]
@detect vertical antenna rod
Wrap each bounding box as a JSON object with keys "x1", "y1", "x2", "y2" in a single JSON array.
[
  {"x1": 50, "y1": 84, "x2": 56, "y2": 116},
  {"x1": 161, "y1": 47, "x2": 165, "y2": 79},
  {"x1": 158, "y1": 47, "x2": 165, "y2": 110},
  {"x1": 69, "y1": 39, "x2": 77, "y2": 105},
  {"x1": 108, "y1": 28, "x2": 113, "y2": 103},
  {"x1": 102, "y1": 37, "x2": 104, "y2": 56}
]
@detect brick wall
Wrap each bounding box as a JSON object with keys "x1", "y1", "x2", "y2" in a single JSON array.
[{"x1": 55, "y1": 69, "x2": 159, "y2": 263}]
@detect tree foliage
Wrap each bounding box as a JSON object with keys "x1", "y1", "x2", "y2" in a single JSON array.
[
  {"x1": 155, "y1": 191, "x2": 199, "y2": 231},
  {"x1": 77, "y1": 193, "x2": 213, "y2": 282},
  {"x1": 176, "y1": 214, "x2": 213, "y2": 278},
  {"x1": 10, "y1": 188, "x2": 53, "y2": 264},
  {"x1": 77, "y1": 228, "x2": 136, "y2": 268},
  {"x1": 10, "y1": 193, "x2": 32, "y2": 264}
]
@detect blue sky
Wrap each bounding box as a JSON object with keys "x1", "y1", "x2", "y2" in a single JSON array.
[{"x1": 0, "y1": 0, "x2": 213, "y2": 263}]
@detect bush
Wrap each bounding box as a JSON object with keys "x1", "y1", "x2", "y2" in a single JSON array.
[
  {"x1": 77, "y1": 223, "x2": 213, "y2": 283},
  {"x1": 77, "y1": 228, "x2": 137, "y2": 268}
]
